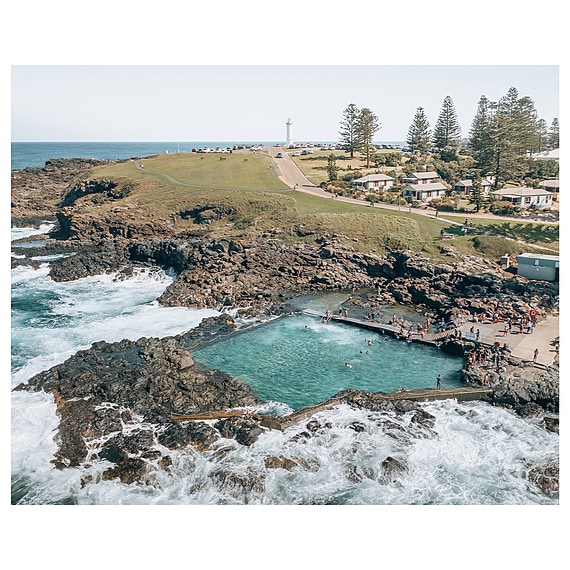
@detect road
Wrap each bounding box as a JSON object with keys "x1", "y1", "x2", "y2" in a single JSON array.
[{"x1": 265, "y1": 147, "x2": 559, "y2": 227}]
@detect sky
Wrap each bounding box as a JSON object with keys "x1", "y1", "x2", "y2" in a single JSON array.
[
  {"x1": 11, "y1": 65, "x2": 559, "y2": 142},
  {"x1": 2, "y1": 2, "x2": 568, "y2": 569}
]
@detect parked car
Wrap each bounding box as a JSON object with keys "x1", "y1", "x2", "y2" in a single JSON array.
[{"x1": 293, "y1": 151, "x2": 301, "y2": 156}]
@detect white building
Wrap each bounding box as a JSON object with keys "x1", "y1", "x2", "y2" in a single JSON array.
[
  {"x1": 540, "y1": 179, "x2": 559, "y2": 201},
  {"x1": 401, "y1": 171, "x2": 441, "y2": 185},
  {"x1": 517, "y1": 253, "x2": 559, "y2": 282},
  {"x1": 401, "y1": 171, "x2": 447, "y2": 203},
  {"x1": 351, "y1": 173, "x2": 394, "y2": 192},
  {"x1": 453, "y1": 177, "x2": 494, "y2": 196},
  {"x1": 490, "y1": 187, "x2": 553, "y2": 209},
  {"x1": 403, "y1": 183, "x2": 447, "y2": 202},
  {"x1": 533, "y1": 148, "x2": 559, "y2": 162}
]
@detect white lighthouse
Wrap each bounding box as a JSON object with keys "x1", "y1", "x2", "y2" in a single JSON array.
[{"x1": 286, "y1": 117, "x2": 293, "y2": 148}]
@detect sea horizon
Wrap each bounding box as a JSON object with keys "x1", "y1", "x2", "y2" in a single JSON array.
[{"x1": 11, "y1": 140, "x2": 406, "y2": 170}]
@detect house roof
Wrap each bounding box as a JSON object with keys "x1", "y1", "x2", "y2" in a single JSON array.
[
  {"x1": 455, "y1": 179, "x2": 492, "y2": 187},
  {"x1": 491, "y1": 187, "x2": 553, "y2": 198},
  {"x1": 353, "y1": 174, "x2": 394, "y2": 183},
  {"x1": 408, "y1": 171, "x2": 439, "y2": 180},
  {"x1": 517, "y1": 253, "x2": 559, "y2": 267},
  {"x1": 539, "y1": 179, "x2": 560, "y2": 189},
  {"x1": 533, "y1": 148, "x2": 559, "y2": 161},
  {"x1": 405, "y1": 183, "x2": 447, "y2": 192},
  {"x1": 518, "y1": 253, "x2": 559, "y2": 261}
]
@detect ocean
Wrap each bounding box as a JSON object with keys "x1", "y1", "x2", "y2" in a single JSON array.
[
  {"x1": 10, "y1": 145, "x2": 558, "y2": 505},
  {"x1": 11, "y1": 141, "x2": 407, "y2": 170}
]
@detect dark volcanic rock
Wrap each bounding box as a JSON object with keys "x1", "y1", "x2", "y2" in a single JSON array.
[
  {"x1": 101, "y1": 458, "x2": 149, "y2": 485},
  {"x1": 48, "y1": 242, "x2": 130, "y2": 281},
  {"x1": 464, "y1": 361, "x2": 559, "y2": 413},
  {"x1": 60, "y1": 179, "x2": 130, "y2": 207},
  {"x1": 11, "y1": 158, "x2": 110, "y2": 225},
  {"x1": 214, "y1": 416, "x2": 265, "y2": 446},
  {"x1": 379, "y1": 456, "x2": 408, "y2": 483},
  {"x1": 542, "y1": 416, "x2": 559, "y2": 434},
  {"x1": 410, "y1": 409, "x2": 436, "y2": 430},
  {"x1": 528, "y1": 459, "x2": 559, "y2": 495},
  {"x1": 158, "y1": 422, "x2": 219, "y2": 451},
  {"x1": 15, "y1": 328, "x2": 258, "y2": 469}
]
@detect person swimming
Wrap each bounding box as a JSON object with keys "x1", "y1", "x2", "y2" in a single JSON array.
[{"x1": 345, "y1": 363, "x2": 353, "y2": 368}]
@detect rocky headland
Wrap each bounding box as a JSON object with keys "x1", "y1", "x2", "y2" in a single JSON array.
[
  {"x1": 11, "y1": 158, "x2": 111, "y2": 226},
  {"x1": 12, "y1": 162, "x2": 559, "y2": 494}
]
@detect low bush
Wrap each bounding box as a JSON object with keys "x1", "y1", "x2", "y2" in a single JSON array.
[{"x1": 489, "y1": 200, "x2": 520, "y2": 215}]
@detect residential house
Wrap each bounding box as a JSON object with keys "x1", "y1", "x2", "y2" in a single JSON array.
[
  {"x1": 532, "y1": 148, "x2": 559, "y2": 162},
  {"x1": 517, "y1": 253, "x2": 559, "y2": 282},
  {"x1": 490, "y1": 187, "x2": 553, "y2": 209},
  {"x1": 351, "y1": 173, "x2": 394, "y2": 192},
  {"x1": 539, "y1": 179, "x2": 559, "y2": 201},
  {"x1": 453, "y1": 176, "x2": 495, "y2": 196},
  {"x1": 402, "y1": 171, "x2": 447, "y2": 202},
  {"x1": 401, "y1": 171, "x2": 441, "y2": 185}
]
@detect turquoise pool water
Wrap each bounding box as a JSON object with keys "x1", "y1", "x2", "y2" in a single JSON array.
[{"x1": 193, "y1": 315, "x2": 464, "y2": 410}]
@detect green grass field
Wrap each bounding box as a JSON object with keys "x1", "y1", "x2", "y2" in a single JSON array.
[
  {"x1": 440, "y1": 215, "x2": 559, "y2": 252},
  {"x1": 93, "y1": 152, "x2": 288, "y2": 191},
  {"x1": 288, "y1": 149, "x2": 399, "y2": 185},
  {"x1": 81, "y1": 153, "x2": 554, "y2": 260}
]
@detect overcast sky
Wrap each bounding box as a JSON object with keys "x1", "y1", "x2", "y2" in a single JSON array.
[{"x1": 11, "y1": 65, "x2": 559, "y2": 142}]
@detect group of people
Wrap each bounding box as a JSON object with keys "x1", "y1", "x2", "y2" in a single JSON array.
[
  {"x1": 466, "y1": 342, "x2": 511, "y2": 380},
  {"x1": 345, "y1": 338, "x2": 375, "y2": 368}
]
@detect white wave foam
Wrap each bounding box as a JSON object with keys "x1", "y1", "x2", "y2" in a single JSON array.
[
  {"x1": 59, "y1": 400, "x2": 558, "y2": 506},
  {"x1": 12, "y1": 267, "x2": 219, "y2": 387},
  {"x1": 11, "y1": 263, "x2": 51, "y2": 284},
  {"x1": 30, "y1": 253, "x2": 73, "y2": 261},
  {"x1": 11, "y1": 263, "x2": 559, "y2": 505},
  {"x1": 11, "y1": 223, "x2": 55, "y2": 242}
]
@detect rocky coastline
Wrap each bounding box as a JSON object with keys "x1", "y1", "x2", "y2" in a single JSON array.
[{"x1": 11, "y1": 160, "x2": 559, "y2": 494}]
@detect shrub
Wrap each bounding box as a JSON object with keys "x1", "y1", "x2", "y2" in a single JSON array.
[
  {"x1": 471, "y1": 236, "x2": 526, "y2": 257},
  {"x1": 430, "y1": 197, "x2": 457, "y2": 211},
  {"x1": 489, "y1": 200, "x2": 519, "y2": 215},
  {"x1": 342, "y1": 171, "x2": 363, "y2": 182}
]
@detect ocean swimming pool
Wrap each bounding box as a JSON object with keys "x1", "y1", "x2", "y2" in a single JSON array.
[{"x1": 193, "y1": 315, "x2": 464, "y2": 410}]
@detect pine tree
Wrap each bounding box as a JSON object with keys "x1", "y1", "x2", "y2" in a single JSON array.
[
  {"x1": 549, "y1": 118, "x2": 559, "y2": 148},
  {"x1": 355, "y1": 108, "x2": 380, "y2": 168},
  {"x1": 514, "y1": 96, "x2": 539, "y2": 155},
  {"x1": 468, "y1": 173, "x2": 486, "y2": 212},
  {"x1": 406, "y1": 107, "x2": 431, "y2": 153},
  {"x1": 488, "y1": 87, "x2": 525, "y2": 187},
  {"x1": 327, "y1": 154, "x2": 339, "y2": 181},
  {"x1": 468, "y1": 95, "x2": 494, "y2": 173},
  {"x1": 339, "y1": 103, "x2": 360, "y2": 159},
  {"x1": 535, "y1": 118, "x2": 549, "y2": 153},
  {"x1": 432, "y1": 96, "x2": 462, "y2": 151}
]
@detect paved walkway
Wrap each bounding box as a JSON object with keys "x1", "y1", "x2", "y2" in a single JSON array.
[{"x1": 458, "y1": 314, "x2": 559, "y2": 366}]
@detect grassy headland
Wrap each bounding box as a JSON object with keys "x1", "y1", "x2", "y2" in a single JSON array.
[{"x1": 81, "y1": 153, "x2": 554, "y2": 260}]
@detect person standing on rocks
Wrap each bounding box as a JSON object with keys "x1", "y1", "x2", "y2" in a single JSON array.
[{"x1": 436, "y1": 374, "x2": 442, "y2": 390}]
